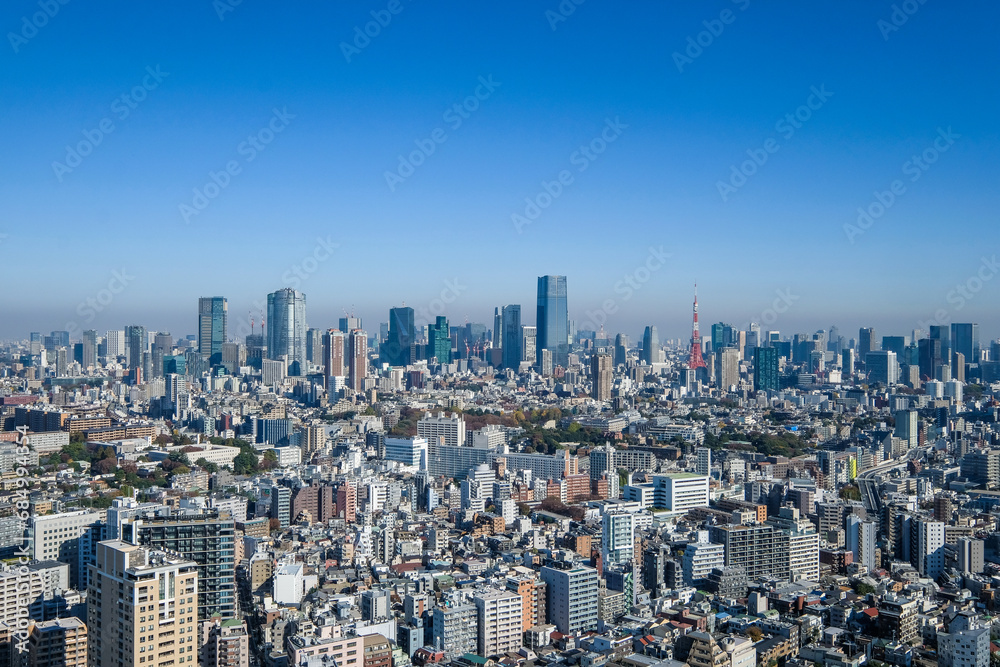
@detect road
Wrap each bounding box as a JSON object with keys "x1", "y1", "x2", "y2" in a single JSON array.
[{"x1": 856, "y1": 444, "x2": 934, "y2": 512}]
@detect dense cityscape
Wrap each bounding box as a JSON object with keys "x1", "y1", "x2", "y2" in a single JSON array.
[{"x1": 0, "y1": 275, "x2": 998, "y2": 667}]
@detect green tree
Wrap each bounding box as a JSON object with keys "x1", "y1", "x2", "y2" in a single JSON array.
[{"x1": 195, "y1": 458, "x2": 219, "y2": 474}]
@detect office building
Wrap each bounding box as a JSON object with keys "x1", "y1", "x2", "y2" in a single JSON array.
[
  {"x1": 417, "y1": 412, "x2": 466, "y2": 448},
  {"x1": 428, "y1": 316, "x2": 451, "y2": 364},
  {"x1": 81, "y1": 329, "x2": 98, "y2": 369},
  {"x1": 339, "y1": 315, "x2": 361, "y2": 333},
  {"x1": 754, "y1": 346, "x2": 779, "y2": 391},
  {"x1": 270, "y1": 486, "x2": 291, "y2": 528},
  {"x1": 30, "y1": 510, "x2": 104, "y2": 590},
  {"x1": 473, "y1": 589, "x2": 522, "y2": 656},
  {"x1": 642, "y1": 326, "x2": 661, "y2": 365},
  {"x1": 501, "y1": 305, "x2": 521, "y2": 369},
  {"x1": 348, "y1": 329, "x2": 368, "y2": 392},
  {"x1": 536, "y1": 275, "x2": 569, "y2": 367},
  {"x1": 858, "y1": 327, "x2": 876, "y2": 361},
  {"x1": 591, "y1": 352, "x2": 612, "y2": 401},
  {"x1": 866, "y1": 350, "x2": 899, "y2": 385},
  {"x1": 267, "y1": 288, "x2": 307, "y2": 375},
  {"x1": 105, "y1": 330, "x2": 125, "y2": 358},
  {"x1": 198, "y1": 297, "x2": 228, "y2": 365},
  {"x1": 125, "y1": 512, "x2": 236, "y2": 619},
  {"x1": 952, "y1": 322, "x2": 980, "y2": 365},
  {"x1": 125, "y1": 325, "x2": 147, "y2": 375},
  {"x1": 894, "y1": 409, "x2": 919, "y2": 449},
  {"x1": 87, "y1": 540, "x2": 198, "y2": 667},
  {"x1": 383, "y1": 306, "x2": 415, "y2": 366},
  {"x1": 384, "y1": 437, "x2": 428, "y2": 469},
  {"x1": 716, "y1": 347, "x2": 740, "y2": 390},
  {"x1": 521, "y1": 325, "x2": 537, "y2": 365},
  {"x1": 653, "y1": 474, "x2": 709, "y2": 512},
  {"x1": 540, "y1": 564, "x2": 598, "y2": 635},
  {"x1": 28, "y1": 617, "x2": 87, "y2": 667}
]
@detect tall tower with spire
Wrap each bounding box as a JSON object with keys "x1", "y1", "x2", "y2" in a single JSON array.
[{"x1": 688, "y1": 284, "x2": 707, "y2": 370}]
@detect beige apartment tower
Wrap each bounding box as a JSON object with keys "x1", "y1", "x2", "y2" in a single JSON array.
[{"x1": 87, "y1": 540, "x2": 199, "y2": 667}]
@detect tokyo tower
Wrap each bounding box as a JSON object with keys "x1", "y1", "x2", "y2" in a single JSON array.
[{"x1": 687, "y1": 284, "x2": 707, "y2": 370}]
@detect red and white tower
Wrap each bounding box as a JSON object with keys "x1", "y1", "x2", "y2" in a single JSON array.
[{"x1": 688, "y1": 284, "x2": 707, "y2": 370}]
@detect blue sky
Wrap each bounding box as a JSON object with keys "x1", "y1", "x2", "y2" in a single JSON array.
[{"x1": 2, "y1": 1, "x2": 998, "y2": 344}]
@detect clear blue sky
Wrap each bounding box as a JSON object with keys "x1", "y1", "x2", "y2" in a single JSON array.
[{"x1": 2, "y1": 1, "x2": 998, "y2": 343}]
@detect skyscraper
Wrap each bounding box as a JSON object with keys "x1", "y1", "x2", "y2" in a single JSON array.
[
  {"x1": 383, "y1": 306, "x2": 415, "y2": 367},
  {"x1": 198, "y1": 296, "x2": 228, "y2": 365},
  {"x1": 125, "y1": 325, "x2": 146, "y2": 375},
  {"x1": 591, "y1": 352, "x2": 612, "y2": 401},
  {"x1": 81, "y1": 329, "x2": 98, "y2": 369},
  {"x1": 125, "y1": 512, "x2": 236, "y2": 620},
  {"x1": 536, "y1": 275, "x2": 569, "y2": 367},
  {"x1": 348, "y1": 329, "x2": 368, "y2": 392},
  {"x1": 754, "y1": 346, "x2": 779, "y2": 392},
  {"x1": 866, "y1": 350, "x2": 899, "y2": 385},
  {"x1": 521, "y1": 325, "x2": 537, "y2": 365},
  {"x1": 952, "y1": 323, "x2": 979, "y2": 365},
  {"x1": 716, "y1": 347, "x2": 740, "y2": 390},
  {"x1": 930, "y1": 325, "x2": 951, "y2": 362},
  {"x1": 88, "y1": 540, "x2": 198, "y2": 667},
  {"x1": 642, "y1": 326, "x2": 661, "y2": 365},
  {"x1": 266, "y1": 288, "x2": 307, "y2": 375},
  {"x1": 501, "y1": 305, "x2": 521, "y2": 369},
  {"x1": 339, "y1": 315, "x2": 362, "y2": 333},
  {"x1": 322, "y1": 329, "x2": 345, "y2": 389},
  {"x1": 428, "y1": 316, "x2": 451, "y2": 364},
  {"x1": 858, "y1": 327, "x2": 877, "y2": 363},
  {"x1": 614, "y1": 333, "x2": 628, "y2": 366}
]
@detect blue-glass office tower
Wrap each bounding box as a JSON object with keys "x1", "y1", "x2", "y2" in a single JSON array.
[
  {"x1": 267, "y1": 288, "x2": 307, "y2": 376},
  {"x1": 754, "y1": 347, "x2": 779, "y2": 392},
  {"x1": 881, "y1": 336, "x2": 906, "y2": 358},
  {"x1": 951, "y1": 323, "x2": 979, "y2": 365},
  {"x1": 428, "y1": 316, "x2": 451, "y2": 364},
  {"x1": 536, "y1": 275, "x2": 569, "y2": 367},
  {"x1": 382, "y1": 306, "x2": 415, "y2": 366},
  {"x1": 198, "y1": 296, "x2": 228, "y2": 365},
  {"x1": 501, "y1": 305, "x2": 522, "y2": 369},
  {"x1": 929, "y1": 325, "x2": 950, "y2": 362}
]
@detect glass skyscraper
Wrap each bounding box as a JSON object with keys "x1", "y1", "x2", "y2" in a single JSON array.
[
  {"x1": 198, "y1": 296, "x2": 228, "y2": 365},
  {"x1": 428, "y1": 315, "x2": 451, "y2": 364},
  {"x1": 501, "y1": 305, "x2": 521, "y2": 370},
  {"x1": 536, "y1": 275, "x2": 568, "y2": 367},
  {"x1": 382, "y1": 306, "x2": 415, "y2": 366},
  {"x1": 951, "y1": 323, "x2": 979, "y2": 365},
  {"x1": 266, "y1": 288, "x2": 307, "y2": 375}
]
